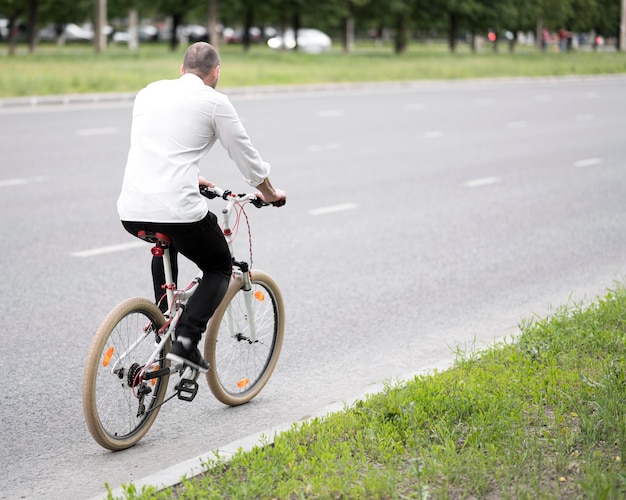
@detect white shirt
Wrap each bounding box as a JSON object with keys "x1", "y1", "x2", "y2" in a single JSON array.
[{"x1": 117, "y1": 73, "x2": 270, "y2": 223}]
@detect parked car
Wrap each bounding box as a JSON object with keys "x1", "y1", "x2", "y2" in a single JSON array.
[
  {"x1": 0, "y1": 18, "x2": 8, "y2": 40},
  {"x1": 39, "y1": 23, "x2": 112, "y2": 42},
  {"x1": 267, "y1": 28, "x2": 331, "y2": 53},
  {"x1": 223, "y1": 26, "x2": 266, "y2": 44},
  {"x1": 112, "y1": 25, "x2": 158, "y2": 44}
]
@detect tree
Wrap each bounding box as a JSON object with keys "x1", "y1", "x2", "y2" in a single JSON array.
[{"x1": 0, "y1": 0, "x2": 27, "y2": 55}]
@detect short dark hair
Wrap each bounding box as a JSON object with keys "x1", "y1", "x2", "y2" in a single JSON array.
[{"x1": 182, "y1": 42, "x2": 220, "y2": 79}]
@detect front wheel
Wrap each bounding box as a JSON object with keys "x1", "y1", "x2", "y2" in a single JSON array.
[
  {"x1": 205, "y1": 270, "x2": 285, "y2": 406},
  {"x1": 82, "y1": 298, "x2": 170, "y2": 451}
]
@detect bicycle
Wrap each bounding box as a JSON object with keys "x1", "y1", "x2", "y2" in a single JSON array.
[{"x1": 82, "y1": 185, "x2": 285, "y2": 451}]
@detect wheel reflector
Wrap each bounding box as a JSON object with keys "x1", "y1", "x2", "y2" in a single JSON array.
[
  {"x1": 103, "y1": 347, "x2": 115, "y2": 367},
  {"x1": 237, "y1": 378, "x2": 249, "y2": 388},
  {"x1": 254, "y1": 291, "x2": 265, "y2": 301}
]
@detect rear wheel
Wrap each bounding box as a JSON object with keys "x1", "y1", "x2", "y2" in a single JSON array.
[
  {"x1": 205, "y1": 270, "x2": 284, "y2": 406},
  {"x1": 82, "y1": 298, "x2": 170, "y2": 451}
]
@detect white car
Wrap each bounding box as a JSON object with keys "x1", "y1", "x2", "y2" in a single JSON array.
[{"x1": 267, "y1": 28, "x2": 331, "y2": 54}]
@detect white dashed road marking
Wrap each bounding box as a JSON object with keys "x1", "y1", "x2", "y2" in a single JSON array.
[
  {"x1": 316, "y1": 110, "x2": 345, "y2": 118},
  {"x1": 423, "y1": 131, "x2": 443, "y2": 139},
  {"x1": 573, "y1": 158, "x2": 602, "y2": 168},
  {"x1": 464, "y1": 177, "x2": 502, "y2": 188},
  {"x1": 309, "y1": 203, "x2": 358, "y2": 216},
  {"x1": 76, "y1": 127, "x2": 118, "y2": 136},
  {"x1": 72, "y1": 241, "x2": 145, "y2": 257},
  {"x1": 507, "y1": 121, "x2": 528, "y2": 129},
  {"x1": 0, "y1": 176, "x2": 48, "y2": 187}
]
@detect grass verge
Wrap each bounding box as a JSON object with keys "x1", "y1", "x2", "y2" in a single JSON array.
[
  {"x1": 1, "y1": 43, "x2": 626, "y2": 98},
  {"x1": 108, "y1": 284, "x2": 626, "y2": 499}
]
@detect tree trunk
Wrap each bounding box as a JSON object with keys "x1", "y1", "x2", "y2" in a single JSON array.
[
  {"x1": 128, "y1": 9, "x2": 138, "y2": 51},
  {"x1": 342, "y1": 16, "x2": 355, "y2": 53},
  {"x1": 7, "y1": 17, "x2": 18, "y2": 56},
  {"x1": 94, "y1": 0, "x2": 107, "y2": 53},
  {"x1": 509, "y1": 30, "x2": 517, "y2": 53},
  {"x1": 448, "y1": 12, "x2": 457, "y2": 52},
  {"x1": 242, "y1": 4, "x2": 253, "y2": 52},
  {"x1": 394, "y1": 13, "x2": 408, "y2": 54},
  {"x1": 208, "y1": 0, "x2": 219, "y2": 50},
  {"x1": 470, "y1": 28, "x2": 477, "y2": 52},
  {"x1": 28, "y1": 0, "x2": 39, "y2": 54},
  {"x1": 617, "y1": 0, "x2": 626, "y2": 52},
  {"x1": 278, "y1": 11, "x2": 287, "y2": 50},
  {"x1": 292, "y1": 12, "x2": 301, "y2": 51},
  {"x1": 170, "y1": 13, "x2": 183, "y2": 51}
]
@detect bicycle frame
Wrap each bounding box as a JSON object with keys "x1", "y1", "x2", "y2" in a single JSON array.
[{"x1": 111, "y1": 187, "x2": 265, "y2": 387}]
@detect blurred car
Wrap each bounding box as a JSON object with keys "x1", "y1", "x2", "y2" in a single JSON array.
[
  {"x1": 112, "y1": 25, "x2": 158, "y2": 44},
  {"x1": 39, "y1": 23, "x2": 112, "y2": 42},
  {"x1": 158, "y1": 24, "x2": 209, "y2": 43},
  {"x1": 223, "y1": 26, "x2": 265, "y2": 44},
  {"x1": 0, "y1": 19, "x2": 8, "y2": 40},
  {"x1": 267, "y1": 28, "x2": 331, "y2": 53}
]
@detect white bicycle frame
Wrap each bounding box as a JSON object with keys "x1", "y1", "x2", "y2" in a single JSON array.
[{"x1": 111, "y1": 186, "x2": 263, "y2": 383}]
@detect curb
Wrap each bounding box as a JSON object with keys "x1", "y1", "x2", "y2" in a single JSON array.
[
  {"x1": 3, "y1": 74, "x2": 626, "y2": 109},
  {"x1": 88, "y1": 358, "x2": 455, "y2": 500}
]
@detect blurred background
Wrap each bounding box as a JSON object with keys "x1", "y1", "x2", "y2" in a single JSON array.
[{"x1": 1, "y1": 0, "x2": 625, "y2": 58}]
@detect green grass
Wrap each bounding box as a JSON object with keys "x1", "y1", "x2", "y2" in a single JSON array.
[
  {"x1": 1, "y1": 41, "x2": 626, "y2": 97},
  {"x1": 108, "y1": 284, "x2": 626, "y2": 499}
]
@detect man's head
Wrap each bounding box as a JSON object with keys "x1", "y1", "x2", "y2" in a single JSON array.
[{"x1": 181, "y1": 42, "x2": 221, "y2": 88}]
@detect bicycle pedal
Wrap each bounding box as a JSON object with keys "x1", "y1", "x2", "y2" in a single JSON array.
[{"x1": 175, "y1": 378, "x2": 198, "y2": 402}]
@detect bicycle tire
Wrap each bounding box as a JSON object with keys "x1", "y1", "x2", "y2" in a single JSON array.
[
  {"x1": 82, "y1": 297, "x2": 170, "y2": 451},
  {"x1": 205, "y1": 270, "x2": 285, "y2": 406}
]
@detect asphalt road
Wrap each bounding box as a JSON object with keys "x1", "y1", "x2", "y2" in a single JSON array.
[{"x1": 1, "y1": 75, "x2": 625, "y2": 499}]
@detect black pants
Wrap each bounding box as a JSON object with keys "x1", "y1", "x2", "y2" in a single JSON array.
[{"x1": 122, "y1": 212, "x2": 231, "y2": 344}]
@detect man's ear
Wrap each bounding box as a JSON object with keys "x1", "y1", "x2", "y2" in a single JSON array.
[{"x1": 180, "y1": 64, "x2": 185, "y2": 76}]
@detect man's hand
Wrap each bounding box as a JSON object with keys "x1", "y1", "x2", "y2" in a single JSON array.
[
  {"x1": 199, "y1": 176, "x2": 214, "y2": 188},
  {"x1": 256, "y1": 188, "x2": 286, "y2": 206},
  {"x1": 255, "y1": 178, "x2": 286, "y2": 207}
]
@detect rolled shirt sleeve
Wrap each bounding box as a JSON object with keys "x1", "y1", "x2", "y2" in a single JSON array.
[{"x1": 213, "y1": 95, "x2": 270, "y2": 187}]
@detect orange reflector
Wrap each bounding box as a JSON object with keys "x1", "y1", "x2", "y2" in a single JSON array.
[
  {"x1": 237, "y1": 378, "x2": 249, "y2": 388},
  {"x1": 103, "y1": 347, "x2": 115, "y2": 367},
  {"x1": 254, "y1": 291, "x2": 265, "y2": 301}
]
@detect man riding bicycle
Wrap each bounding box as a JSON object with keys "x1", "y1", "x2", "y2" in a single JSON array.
[{"x1": 117, "y1": 42, "x2": 286, "y2": 373}]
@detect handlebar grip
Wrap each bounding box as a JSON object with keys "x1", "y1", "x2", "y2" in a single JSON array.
[
  {"x1": 199, "y1": 185, "x2": 218, "y2": 199},
  {"x1": 271, "y1": 198, "x2": 286, "y2": 207}
]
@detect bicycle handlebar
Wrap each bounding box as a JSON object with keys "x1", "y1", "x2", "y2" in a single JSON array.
[{"x1": 200, "y1": 185, "x2": 284, "y2": 208}]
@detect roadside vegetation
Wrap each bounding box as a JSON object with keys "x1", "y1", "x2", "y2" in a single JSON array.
[
  {"x1": 107, "y1": 284, "x2": 626, "y2": 498},
  {"x1": 0, "y1": 42, "x2": 625, "y2": 98}
]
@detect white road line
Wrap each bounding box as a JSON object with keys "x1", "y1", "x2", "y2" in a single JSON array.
[
  {"x1": 0, "y1": 175, "x2": 48, "y2": 187},
  {"x1": 573, "y1": 158, "x2": 602, "y2": 168},
  {"x1": 76, "y1": 127, "x2": 118, "y2": 136},
  {"x1": 72, "y1": 241, "x2": 145, "y2": 257},
  {"x1": 507, "y1": 121, "x2": 528, "y2": 129},
  {"x1": 576, "y1": 114, "x2": 595, "y2": 121},
  {"x1": 307, "y1": 143, "x2": 340, "y2": 152},
  {"x1": 423, "y1": 130, "x2": 443, "y2": 139},
  {"x1": 464, "y1": 177, "x2": 502, "y2": 188},
  {"x1": 309, "y1": 203, "x2": 358, "y2": 216},
  {"x1": 316, "y1": 109, "x2": 345, "y2": 118},
  {"x1": 475, "y1": 98, "x2": 494, "y2": 106},
  {"x1": 405, "y1": 103, "x2": 425, "y2": 111}
]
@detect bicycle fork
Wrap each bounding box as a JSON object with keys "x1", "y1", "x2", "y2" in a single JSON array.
[{"x1": 230, "y1": 263, "x2": 259, "y2": 344}]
